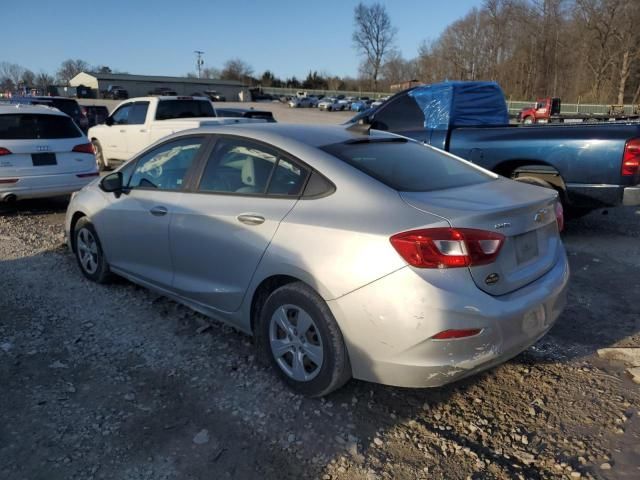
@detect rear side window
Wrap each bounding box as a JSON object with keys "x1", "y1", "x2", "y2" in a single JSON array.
[
  {"x1": 155, "y1": 100, "x2": 214, "y2": 120},
  {"x1": 322, "y1": 139, "x2": 493, "y2": 192},
  {"x1": 0, "y1": 114, "x2": 81, "y2": 139}
]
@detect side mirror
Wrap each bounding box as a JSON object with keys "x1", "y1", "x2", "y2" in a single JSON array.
[
  {"x1": 100, "y1": 171, "x2": 123, "y2": 193},
  {"x1": 105, "y1": 117, "x2": 114, "y2": 126}
]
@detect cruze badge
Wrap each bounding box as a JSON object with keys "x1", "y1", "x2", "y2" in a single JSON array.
[
  {"x1": 485, "y1": 273, "x2": 500, "y2": 285},
  {"x1": 494, "y1": 222, "x2": 511, "y2": 229}
]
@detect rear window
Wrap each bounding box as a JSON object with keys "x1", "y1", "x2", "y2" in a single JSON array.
[
  {"x1": 0, "y1": 114, "x2": 82, "y2": 139},
  {"x1": 50, "y1": 99, "x2": 81, "y2": 118},
  {"x1": 322, "y1": 139, "x2": 493, "y2": 192},
  {"x1": 155, "y1": 100, "x2": 215, "y2": 120}
]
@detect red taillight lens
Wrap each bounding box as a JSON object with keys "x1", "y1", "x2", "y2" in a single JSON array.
[
  {"x1": 554, "y1": 202, "x2": 564, "y2": 232},
  {"x1": 0, "y1": 178, "x2": 19, "y2": 184},
  {"x1": 390, "y1": 228, "x2": 505, "y2": 269},
  {"x1": 0, "y1": 147, "x2": 12, "y2": 156},
  {"x1": 72, "y1": 143, "x2": 94, "y2": 154},
  {"x1": 622, "y1": 139, "x2": 640, "y2": 176},
  {"x1": 431, "y1": 329, "x2": 483, "y2": 340}
]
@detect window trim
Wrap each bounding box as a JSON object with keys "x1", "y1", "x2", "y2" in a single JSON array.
[
  {"x1": 124, "y1": 134, "x2": 212, "y2": 193},
  {"x1": 187, "y1": 134, "x2": 316, "y2": 200}
]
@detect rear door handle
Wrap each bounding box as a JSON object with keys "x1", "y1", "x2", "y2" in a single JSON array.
[
  {"x1": 237, "y1": 214, "x2": 265, "y2": 225},
  {"x1": 119, "y1": 129, "x2": 126, "y2": 133},
  {"x1": 150, "y1": 206, "x2": 168, "y2": 216}
]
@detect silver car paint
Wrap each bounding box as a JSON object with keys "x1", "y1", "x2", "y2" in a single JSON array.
[{"x1": 66, "y1": 123, "x2": 569, "y2": 388}]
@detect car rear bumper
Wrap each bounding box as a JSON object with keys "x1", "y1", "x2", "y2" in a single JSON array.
[
  {"x1": 0, "y1": 172, "x2": 98, "y2": 201},
  {"x1": 328, "y1": 247, "x2": 569, "y2": 388},
  {"x1": 623, "y1": 186, "x2": 640, "y2": 206}
]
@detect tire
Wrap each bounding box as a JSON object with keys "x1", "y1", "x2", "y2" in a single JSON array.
[
  {"x1": 73, "y1": 217, "x2": 111, "y2": 283},
  {"x1": 92, "y1": 140, "x2": 108, "y2": 171},
  {"x1": 523, "y1": 116, "x2": 535, "y2": 125},
  {"x1": 257, "y1": 282, "x2": 351, "y2": 397}
]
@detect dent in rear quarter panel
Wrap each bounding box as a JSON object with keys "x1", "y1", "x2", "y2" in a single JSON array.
[{"x1": 449, "y1": 124, "x2": 640, "y2": 186}]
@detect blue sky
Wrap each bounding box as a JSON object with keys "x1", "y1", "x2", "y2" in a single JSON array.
[{"x1": 5, "y1": 0, "x2": 481, "y2": 79}]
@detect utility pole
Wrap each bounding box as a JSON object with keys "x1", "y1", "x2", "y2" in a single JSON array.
[{"x1": 194, "y1": 50, "x2": 204, "y2": 78}]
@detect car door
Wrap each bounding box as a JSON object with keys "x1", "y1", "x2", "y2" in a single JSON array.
[
  {"x1": 104, "y1": 102, "x2": 133, "y2": 159},
  {"x1": 170, "y1": 136, "x2": 310, "y2": 312},
  {"x1": 124, "y1": 101, "x2": 150, "y2": 158},
  {"x1": 94, "y1": 136, "x2": 208, "y2": 289}
]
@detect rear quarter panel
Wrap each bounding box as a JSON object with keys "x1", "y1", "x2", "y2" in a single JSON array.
[{"x1": 449, "y1": 123, "x2": 640, "y2": 186}]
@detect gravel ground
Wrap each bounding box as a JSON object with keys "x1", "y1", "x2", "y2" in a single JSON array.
[{"x1": 1, "y1": 127, "x2": 639, "y2": 478}]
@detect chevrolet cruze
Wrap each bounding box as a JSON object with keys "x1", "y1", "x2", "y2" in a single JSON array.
[{"x1": 65, "y1": 123, "x2": 569, "y2": 396}]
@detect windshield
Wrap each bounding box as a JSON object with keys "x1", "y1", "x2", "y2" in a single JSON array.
[{"x1": 322, "y1": 139, "x2": 494, "y2": 192}]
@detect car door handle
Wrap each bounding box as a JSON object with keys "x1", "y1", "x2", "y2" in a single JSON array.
[
  {"x1": 237, "y1": 214, "x2": 265, "y2": 225},
  {"x1": 150, "y1": 206, "x2": 168, "y2": 216},
  {"x1": 139, "y1": 129, "x2": 147, "y2": 133},
  {"x1": 119, "y1": 129, "x2": 126, "y2": 133}
]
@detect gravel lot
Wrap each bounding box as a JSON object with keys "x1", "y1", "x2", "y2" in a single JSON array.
[{"x1": 1, "y1": 107, "x2": 639, "y2": 479}]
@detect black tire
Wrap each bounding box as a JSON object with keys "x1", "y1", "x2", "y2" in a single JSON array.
[
  {"x1": 257, "y1": 282, "x2": 351, "y2": 397},
  {"x1": 92, "y1": 140, "x2": 108, "y2": 171},
  {"x1": 73, "y1": 217, "x2": 111, "y2": 283},
  {"x1": 513, "y1": 176, "x2": 553, "y2": 189}
]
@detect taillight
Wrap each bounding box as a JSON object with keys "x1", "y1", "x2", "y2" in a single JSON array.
[
  {"x1": 554, "y1": 202, "x2": 564, "y2": 232},
  {"x1": 0, "y1": 147, "x2": 11, "y2": 156},
  {"x1": 431, "y1": 329, "x2": 483, "y2": 340},
  {"x1": 72, "y1": 143, "x2": 94, "y2": 154},
  {"x1": 622, "y1": 139, "x2": 640, "y2": 176},
  {"x1": 0, "y1": 178, "x2": 19, "y2": 184},
  {"x1": 390, "y1": 228, "x2": 505, "y2": 269}
]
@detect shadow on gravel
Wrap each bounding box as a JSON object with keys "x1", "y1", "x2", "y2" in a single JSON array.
[{"x1": 0, "y1": 196, "x2": 70, "y2": 218}]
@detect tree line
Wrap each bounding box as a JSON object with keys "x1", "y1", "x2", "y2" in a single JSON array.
[{"x1": 3, "y1": 0, "x2": 638, "y2": 103}]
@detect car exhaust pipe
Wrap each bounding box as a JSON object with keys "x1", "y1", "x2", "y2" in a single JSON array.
[{"x1": 2, "y1": 194, "x2": 17, "y2": 203}]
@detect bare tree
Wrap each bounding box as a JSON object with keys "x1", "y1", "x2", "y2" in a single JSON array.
[
  {"x1": 0, "y1": 62, "x2": 25, "y2": 86},
  {"x1": 35, "y1": 71, "x2": 55, "y2": 92},
  {"x1": 352, "y1": 2, "x2": 397, "y2": 89},
  {"x1": 220, "y1": 58, "x2": 253, "y2": 84},
  {"x1": 56, "y1": 59, "x2": 90, "y2": 84}
]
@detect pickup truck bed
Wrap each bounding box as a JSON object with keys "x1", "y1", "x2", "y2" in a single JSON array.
[{"x1": 350, "y1": 81, "x2": 640, "y2": 213}]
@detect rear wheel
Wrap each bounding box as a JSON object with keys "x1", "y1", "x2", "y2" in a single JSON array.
[
  {"x1": 523, "y1": 116, "x2": 535, "y2": 125},
  {"x1": 74, "y1": 217, "x2": 111, "y2": 283},
  {"x1": 92, "y1": 140, "x2": 108, "y2": 171},
  {"x1": 257, "y1": 282, "x2": 351, "y2": 397}
]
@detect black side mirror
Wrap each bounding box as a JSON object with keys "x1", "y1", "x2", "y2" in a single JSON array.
[
  {"x1": 105, "y1": 117, "x2": 114, "y2": 126},
  {"x1": 100, "y1": 171, "x2": 123, "y2": 194}
]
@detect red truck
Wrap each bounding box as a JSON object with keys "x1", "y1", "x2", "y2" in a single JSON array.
[{"x1": 517, "y1": 97, "x2": 640, "y2": 124}]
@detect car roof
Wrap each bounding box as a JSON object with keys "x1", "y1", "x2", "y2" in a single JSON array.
[
  {"x1": 0, "y1": 103, "x2": 67, "y2": 116},
  {"x1": 182, "y1": 123, "x2": 396, "y2": 148}
]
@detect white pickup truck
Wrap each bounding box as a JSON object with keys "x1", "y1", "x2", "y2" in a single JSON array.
[{"x1": 88, "y1": 96, "x2": 262, "y2": 170}]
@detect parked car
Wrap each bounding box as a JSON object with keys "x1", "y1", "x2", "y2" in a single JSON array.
[
  {"x1": 80, "y1": 105, "x2": 109, "y2": 129},
  {"x1": 214, "y1": 107, "x2": 276, "y2": 122},
  {"x1": 10, "y1": 96, "x2": 88, "y2": 131},
  {"x1": 288, "y1": 97, "x2": 314, "y2": 108},
  {"x1": 203, "y1": 90, "x2": 226, "y2": 102},
  {"x1": 102, "y1": 85, "x2": 129, "y2": 100},
  {"x1": 88, "y1": 96, "x2": 264, "y2": 170},
  {"x1": 348, "y1": 81, "x2": 640, "y2": 215},
  {"x1": 318, "y1": 97, "x2": 343, "y2": 111},
  {"x1": 66, "y1": 123, "x2": 568, "y2": 396},
  {"x1": 0, "y1": 104, "x2": 98, "y2": 202},
  {"x1": 148, "y1": 87, "x2": 178, "y2": 96},
  {"x1": 350, "y1": 99, "x2": 371, "y2": 112}
]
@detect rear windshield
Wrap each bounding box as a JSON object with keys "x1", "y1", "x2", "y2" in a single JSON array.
[
  {"x1": 50, "y1": 99, "x2": 81, "y2": 118},
  {"x1": 322, "y1": 139, "x2": 493, "y2": 192},
  {"x1": 155, "y1": 100, "x2": 215, "y2": 120},
  {"x1": 0, "y1": 114, "x2": 82, "y2": 139}
]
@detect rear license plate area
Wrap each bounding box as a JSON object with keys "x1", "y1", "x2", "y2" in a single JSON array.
[
  {"x1": 31, "y1": 153, "x2": 57, "y2": 166},
  {"x1": 514, "y1": 230, "x2": 539, "y2": 265}
]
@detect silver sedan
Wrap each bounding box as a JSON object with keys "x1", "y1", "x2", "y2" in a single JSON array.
[{"x1": 65, "y1": 124, "x2": 569, "y2": 396}]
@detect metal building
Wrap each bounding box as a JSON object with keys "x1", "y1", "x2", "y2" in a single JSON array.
[{"x1": 69, "y1": 72, "x2": 248, "y2": 100}]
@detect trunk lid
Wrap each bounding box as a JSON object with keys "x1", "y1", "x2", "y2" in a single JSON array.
[
  {"x1": 1, "y1": 137, "x2": 95, "y2": 176},
  {"x1": 400, "y1": 178, "x2": 561, "y2": 295}
]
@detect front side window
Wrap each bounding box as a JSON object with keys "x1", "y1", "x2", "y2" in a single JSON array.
[
  {"x1": 111, "y1": 104, "x2": 132, "y2": 125},
  {"x1": 128, "y1": 102, "x2": 149, "y2": 125},
  {"x1": 322, "y1": 139, "x2": 494, "y2": 192},
  {"x1": 128, "y1": 137, "x2": 204, "y2": 191},
  {"x1": 198, "y1": 137, "x2": 308, "y2": 196}
]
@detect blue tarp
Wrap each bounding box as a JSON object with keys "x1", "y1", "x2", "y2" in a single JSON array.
[{"x1": 407, "y1": 81, "x2": 509, "y2": 129}]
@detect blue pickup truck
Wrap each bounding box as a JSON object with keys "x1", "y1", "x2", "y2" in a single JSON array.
[{"x1": 348, "y1": 81, "x2": 640, "y2": 215}]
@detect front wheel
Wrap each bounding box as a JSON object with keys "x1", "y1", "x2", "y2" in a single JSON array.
[
  {"x1": 74, "y1": 217, "x2": 111, "y2": 283},
  {"x1": 523, "y1": 116, "x2": 535, "y2": 125},
  {"x1": 257, "y1": 282, "x2": 351, "y2": 396},
  {"x1": 92, "y1": 140, "x2": 108, "y2": 171}
]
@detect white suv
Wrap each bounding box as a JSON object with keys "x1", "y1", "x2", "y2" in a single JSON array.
[{"x1": 0, "y1": 104, "x2": 98, "y2": 202}]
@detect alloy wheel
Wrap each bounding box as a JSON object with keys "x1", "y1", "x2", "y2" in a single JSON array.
[{"x1": 76, "y1": 228, "x2": 99, "y2": 275}]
